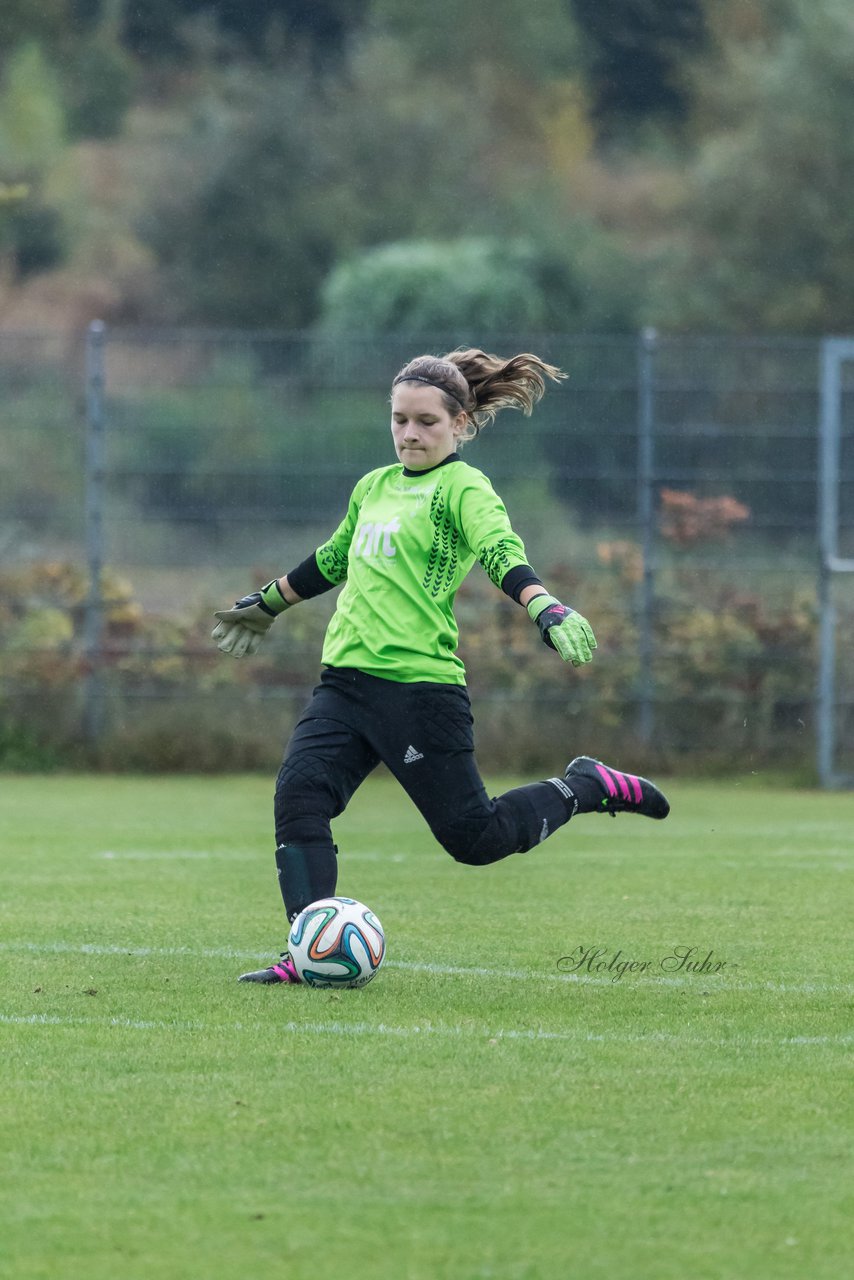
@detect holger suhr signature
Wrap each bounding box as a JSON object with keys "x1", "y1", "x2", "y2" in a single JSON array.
[{"x1": 557, "y1": 945, "x2": 736, "y2": 982}]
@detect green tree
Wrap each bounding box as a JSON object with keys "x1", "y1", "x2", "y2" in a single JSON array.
[
  {"x1": 122, "y1": 0, "x2": 369, "y2": 60},
  {"x1": 64, "y1": 31, "x2": 135, "y2": 139},
  {"x1": 141, "y1": 32, "x2": 516, "y2": 326},
  {"x1": 64, "y1": 2, "x2": 136, "y2": 138},
  {"x1": 144, "y1": 70, "x2": 340, "y2": 326},
  {"x1": 652, "y1": 0, "x2": 854, "y2": 332},
  {"x1": 319, "y1": 229, "x2": 641, "y2": 335},
  {"x1": 569, "y1": 0, "x2": 708, "y2": 137},
  {"x1": 370, "y1": 0, "x2": 579, "y2": 78},
  {"x1": 320, "y1": 239, "x2": 550, "y2": 334},
  {"x1": 0, "y1": 0, "x2": 69, "y2": 63},
  {"x1": 141, "y1": 14, "x2": 597, "y2": 328},
  {"x1": 0, "y1": 43, "x2": 68, "y2": 277},
  {"x1": 0, "y1": 44, "x2": 65, "y2": 175}
]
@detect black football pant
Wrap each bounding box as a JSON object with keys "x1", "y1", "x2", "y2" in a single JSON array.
[{"x1": 273, "y1": 667, "x2": 573, "y2": 921}]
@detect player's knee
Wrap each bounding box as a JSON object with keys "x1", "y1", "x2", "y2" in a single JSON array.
[
  {"x1": 275, "y1": 757, "x2": 338, "y2": 843},
  {"x1": 276, "y1": 756, "x2": 331, "y2": 805},
  {"x1": 434, "y1": 821, "x2": 501, "y2": 867}
]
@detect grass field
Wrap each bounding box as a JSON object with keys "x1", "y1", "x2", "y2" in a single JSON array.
[{"x1": 2, "y1": 772, "x2": 852, "y2": 1280}]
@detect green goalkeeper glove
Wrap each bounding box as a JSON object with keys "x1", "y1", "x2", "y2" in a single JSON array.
[
  {"x1": 212, "y1": 580, "x2": 290, "y2": 658},
  {"x1": 526, "y1": 594, "x2": 597, "y2": 667}
]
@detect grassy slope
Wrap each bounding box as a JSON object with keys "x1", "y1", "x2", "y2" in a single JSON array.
[{"x1": 1, "y1": 774, "x2": 852, "y2": 1280}]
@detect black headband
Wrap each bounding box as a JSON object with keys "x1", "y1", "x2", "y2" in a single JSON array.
[{"x1": 393, "y1": 374, "x2": 466, "y2": 408}]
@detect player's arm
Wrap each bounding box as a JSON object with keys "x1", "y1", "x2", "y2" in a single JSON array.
[
  {"x1": 458, "y1": 478, "x2": 597, "y2": 668},
  {"x1": 212, "y1": 472, "x2": 376, "y2": 657},
  {"x1": 212, "y1": 548, "x2": 346, "y2": 658},
  {"x1": 503, "y1": 567, "x2": 597, "y2": 668}
]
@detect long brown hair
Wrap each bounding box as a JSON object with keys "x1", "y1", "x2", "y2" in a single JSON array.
[{"x1": 391, "y1": 348, "x2": 566, "y2": 440}]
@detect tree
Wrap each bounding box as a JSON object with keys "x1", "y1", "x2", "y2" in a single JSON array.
[
  {"x1": 0, "y1": 43, "x2": 68, "y2": 278},
  {"x1": 122, "y1": 0, "x2": 369, "y2": 60},
  {"x1": 370, "y1": 0, "x2": 579, "y2": 79},
  {"x1": 319, "y1": 227, "x2": 641, "y2": 335},
  {"x1": 143, "y1": 70, "x2": 341, "y2": 326},
  {"x1": 0, "y1": 0, "x2": 69, "y2": 65},
  {"x1": 319, "y1": 239, "x2": 551, "y2": 334},
  {"x1": 569, "y1": 0, "x2": 708, "y2": 137},
  {"x1": 65, "y1": 2, "x2": 136, "y2": 139},
  {"x1": 652, "y1": 0, "x2": 854, "y2": 332},
  {"x1": 138, "y1": 4, "x2": 648, "y2": 330},
  {"x1": 141, "y1": 30, "x2": 509, "y2": 326}
]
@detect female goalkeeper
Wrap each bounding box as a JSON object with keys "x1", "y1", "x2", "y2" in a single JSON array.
[{"x1": 212, "y1": 349, "x2": 670, "y2": 984}]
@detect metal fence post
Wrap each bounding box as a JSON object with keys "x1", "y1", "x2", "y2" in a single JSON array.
[
  {"x1": 83, "y1": 320, "x2": 106, "y2": 745},
  {"x1": 636, "y1": 327, "x2": 658, "y2": 744},
  {"x1": 816, "y1": 336, "x2": 854, "y2": 788}
]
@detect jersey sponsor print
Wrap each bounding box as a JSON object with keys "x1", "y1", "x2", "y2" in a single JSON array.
[{"x1": 316, "y1": 460, "x2": 531, "y2": 684}]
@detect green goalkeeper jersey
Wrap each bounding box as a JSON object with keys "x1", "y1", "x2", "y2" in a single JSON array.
[{"x1": 313, "y1": 456, "x2": 531, "y2": 685}]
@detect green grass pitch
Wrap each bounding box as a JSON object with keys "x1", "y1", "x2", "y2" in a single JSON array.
[{"x1": 2, "y1": 773, "x2": 852, "y2": 1280}]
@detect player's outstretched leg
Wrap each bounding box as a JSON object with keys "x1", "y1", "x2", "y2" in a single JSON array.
[
  {"x1": 564, "y1": 756, "x2": 670, "y2": 819},
  {"x1": 238, "y1": 953, "x2": 301, "y2": 984}
]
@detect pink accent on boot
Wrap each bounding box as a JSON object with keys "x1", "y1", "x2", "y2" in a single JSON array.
[
  {"x1": 596, "y1": 762, "x2": 643, "y2": 805},
  {"x1": 566, "y1": 755, "x2": 670, "y2": 820},
  {"x1": 271, "y1": 957, "x2": 300, "y2": 983},
  {"x1": 595, "y1": 763, "x2": 619, "y2": 797}
]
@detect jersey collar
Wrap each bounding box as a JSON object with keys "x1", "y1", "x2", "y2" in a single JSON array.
[{"x1": 401, "y1": 452, "x2": 461, "y2": 478}]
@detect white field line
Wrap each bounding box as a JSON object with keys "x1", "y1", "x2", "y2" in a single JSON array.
[
  {"x1": 98, "y1": 851, "x2": 220, "y2": 861},
  {"x1": 1, "y1": 940, "x2": 852, "y2": 997},
  {"x1": 95, "y1": 850, "x2": 400, "y2": 862},
  {"x1": 91, "y1": 847, "x2": 853, "y2": 870},
  {"x1": 0, "y1": 1011, "x2": 851, "y2": 1049}
]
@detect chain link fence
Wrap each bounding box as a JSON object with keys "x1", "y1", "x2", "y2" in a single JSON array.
[{"x1": 1, "y1": 327, "x2": 851, "y2": 781}]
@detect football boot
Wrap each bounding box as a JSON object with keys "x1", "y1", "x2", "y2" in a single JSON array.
[
  {"x1": 238, "y1": 952, "x2": 301, "y2": 983},
  {"x1": 565, "y1": 755, "x2": 670, "y2": 820}
]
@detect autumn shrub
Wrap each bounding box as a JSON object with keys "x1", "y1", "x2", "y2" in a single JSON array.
[
  {"x1": 658, "y1": 489, "x2": 751, "y2": 546},
  {"x1": 0, "y1": 556, "x2": 819, "y2": 773}
]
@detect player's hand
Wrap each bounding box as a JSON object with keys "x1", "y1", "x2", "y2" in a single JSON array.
[
  {"x1": 212, "y1": 580, "x2": 290, "y2": 657},
  {"x1": 526, "y1": 594, "x2": 597, "y2": 666}
]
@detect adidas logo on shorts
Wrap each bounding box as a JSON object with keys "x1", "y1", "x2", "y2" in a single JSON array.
[{"x1": 403, "y1": 744, "x2": 424, "y2": 764}]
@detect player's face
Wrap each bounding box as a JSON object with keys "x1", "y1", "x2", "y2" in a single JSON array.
[{"x1": 390, "y1": 383, "x2": 467, "y2": 471}]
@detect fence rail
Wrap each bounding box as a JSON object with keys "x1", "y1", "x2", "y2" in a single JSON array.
[{"x1": 1, "y1": 326, "x2": 852, "y2": 781}]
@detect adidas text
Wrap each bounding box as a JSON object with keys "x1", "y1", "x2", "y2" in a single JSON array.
[{"x1": 404, "y1": 745, "x2": 424, "y2": 764}]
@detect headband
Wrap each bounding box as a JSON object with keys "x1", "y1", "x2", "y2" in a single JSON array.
[{"x1": 393, "y1": 374, "x2": 467, "y2": 409}]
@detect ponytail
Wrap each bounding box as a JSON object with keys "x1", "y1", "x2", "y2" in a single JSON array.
[{"x1": 392, "y1": 348, "x2": 566, "y2": 440}]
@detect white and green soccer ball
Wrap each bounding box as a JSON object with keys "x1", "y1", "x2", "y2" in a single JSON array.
[{"x1": 288, "y1": 896, "x2": 386, "y2": 988}]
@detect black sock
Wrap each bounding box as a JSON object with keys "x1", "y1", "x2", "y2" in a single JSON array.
[
  {"x1": 275, "y1": 842, "x2": 338, "y2": 922},
  {"x1": 546, "y1": 774, "x2": 603, "y2": 816}
]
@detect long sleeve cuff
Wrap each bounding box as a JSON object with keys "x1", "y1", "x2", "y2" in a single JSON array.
[
  {"x1": 287, "y1": 553, "x2": 339, "y2": 600},
  {"x1": 500, "y1": 564, "x2": 543, "y2": 604}
]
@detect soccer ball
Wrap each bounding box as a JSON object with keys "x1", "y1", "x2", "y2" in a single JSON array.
[{"x1": 288, "y1": 897, "x2": 386, "y2": 989}]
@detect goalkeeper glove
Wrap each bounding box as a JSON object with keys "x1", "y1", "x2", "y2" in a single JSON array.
[
  {"x1": 212, "y1": 580, "x2": 290, "y2": 658},
  {"x1": 526, "y1": 594, "x2": 597, "y2": 667}
]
